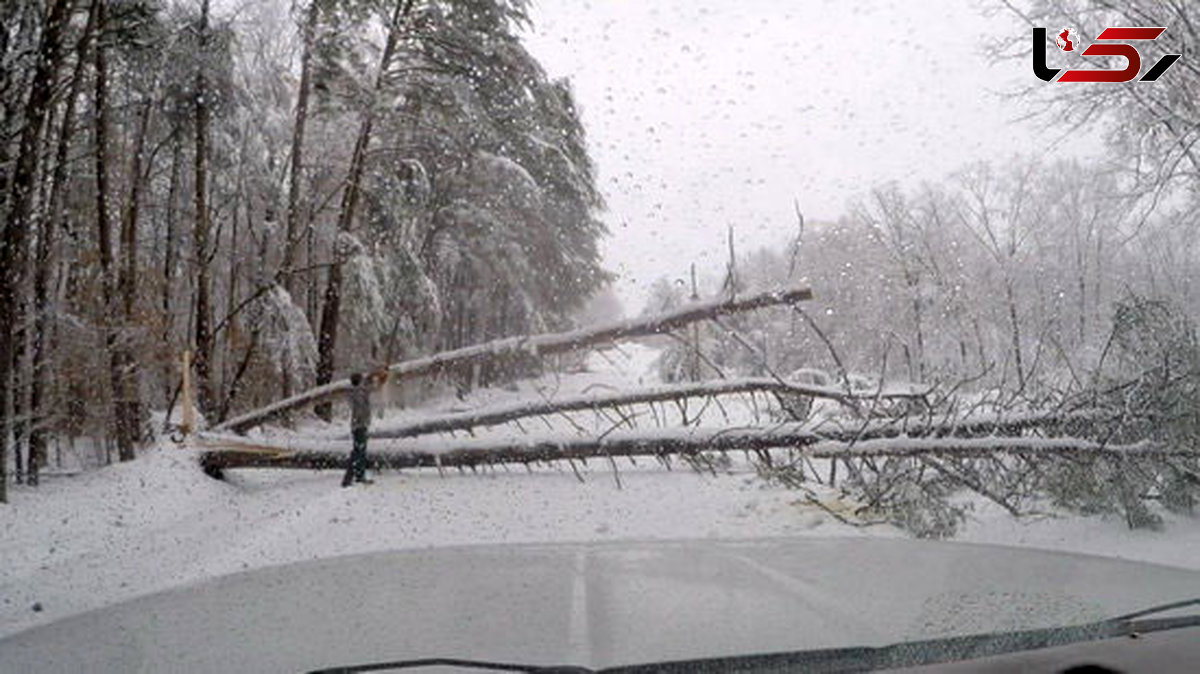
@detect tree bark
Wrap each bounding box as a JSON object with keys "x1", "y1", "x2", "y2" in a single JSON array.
[
  {"x1": 12, "y1": 297, "x2": 28, "y2": 484},
  {"x1": 111, "y1": 90, "x2": 154, "y2": 459},
  {"x1": 93, "y1": 0, "x2": 137, "y2": 463},
  {"x1": 1, "y1": 0, "x2": 75, "y2": 501},
  {"x1": 162, "y1": 129, "x2": 183, "y2": 401},
  {"x1": 192, "y1": 0, "x2": 216, "y2": 419},
  {"x1": 219, "y1": 136, "x2": 247, "y2": 423},
  {"x1": 29, "y1": 0, "x2": 101, "y2": 484},
  {"x1": 198, "y1": 420, "x2": 1176, "y2": 473},
  {"x1": 282, "y1": 0, "x2": 319, "y2": 297},
  {"x1": 1005, "y1": 279, "x2": 1025, "y2": 392},
  {"x1": 121, "y1": 98, "x2": 152, "y2": 324},
  {"x1": 908, "y1": 271, "x2": 927, "y2": 382}
]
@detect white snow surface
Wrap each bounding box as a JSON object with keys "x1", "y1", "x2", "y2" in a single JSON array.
[{"x1": 5, "y1": 343, "x2": 1200, "y2": 639}]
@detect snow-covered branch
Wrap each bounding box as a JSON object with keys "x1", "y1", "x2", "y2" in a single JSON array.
[
  {"x1": 365, "y1": 376, "x2": 927, "y2": 439},
  {"x1": 214, "y1": 285, "x2": 814, "y2": 433}
]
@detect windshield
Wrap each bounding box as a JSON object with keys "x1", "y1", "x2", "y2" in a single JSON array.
[{"x1": 2, "y1": 0, "x2": 1200, "y2": 671}]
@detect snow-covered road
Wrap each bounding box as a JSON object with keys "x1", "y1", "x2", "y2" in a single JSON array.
[{"x1": 0, "y1": 446, "x2": 873, "y2": 639}]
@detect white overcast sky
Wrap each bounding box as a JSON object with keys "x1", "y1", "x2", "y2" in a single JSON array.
[{"x1": 520, "y1": 0, "x2": 1102, "y2": 311}]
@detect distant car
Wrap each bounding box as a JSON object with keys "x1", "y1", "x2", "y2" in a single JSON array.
[{"x1": 4, "y1": 538, "x2": 1200, "y2": 673}]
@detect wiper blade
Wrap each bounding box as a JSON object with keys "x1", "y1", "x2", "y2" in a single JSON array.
[
  {"x1": 604, "y1": 607, "x2": 1200, "y2": 673},
  {"x1": 1111, "y1": 596, "x2": 1200, "y2": 622},
  {"x1": 308, "y1": 657, "x2": 593, "y2": 674}
]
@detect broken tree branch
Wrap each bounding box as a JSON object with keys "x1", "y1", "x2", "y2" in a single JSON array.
[
  {"x1": 364, "y1": 376, "x2": 928, "y2": 440},
  {"x1": 215, "y1": 284, "x2": 815, "y2": 434}
]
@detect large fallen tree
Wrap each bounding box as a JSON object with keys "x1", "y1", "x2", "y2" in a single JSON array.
[
  {"x1": 197, "y1": 409, "x2": 1148, "y2": 473},
  {"x1": 214, "y1": 285, "x2": 814, "y2": 434},
  {"x1": 197, "y1": 404, "x2": 1197, "y2": 538},
  {"x1": 197, "y1": 431, "x2": 1184, "y2": 474}
]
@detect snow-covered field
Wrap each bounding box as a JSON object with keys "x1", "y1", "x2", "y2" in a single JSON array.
[{"x1": 5, "y1": 344, "x2": 1200, "y2": 640}]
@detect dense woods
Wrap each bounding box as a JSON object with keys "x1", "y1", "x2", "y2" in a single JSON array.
[
  {"x1": 651, "y1": 158, "x2": 1195, "y2": 389},
  {"x1": 650, "y1": 0, "x2": 1200, "y2": 395},
  {"x1": 0, "y1": 0, "x2": 608, "y2": 500}
]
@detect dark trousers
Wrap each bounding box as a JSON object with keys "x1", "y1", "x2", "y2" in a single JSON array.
[{"x1": 342, "y1": 428, "x2": 368, "y2": 486}]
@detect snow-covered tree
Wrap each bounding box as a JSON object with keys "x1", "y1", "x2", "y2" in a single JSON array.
[{"x1": 0, "y1": 0, "x2": 610, "y2": 491}]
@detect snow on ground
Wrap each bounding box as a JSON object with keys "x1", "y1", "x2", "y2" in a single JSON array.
[
  {"x1": 0, "y1": 444, "x2": 869, "y2": 639},
  {"x1": 956, "y1": 500, "x2": 1200, "y2": 571},
  {"x1": 5, "y1": 343, "x2": 1200, "y2": 640}
]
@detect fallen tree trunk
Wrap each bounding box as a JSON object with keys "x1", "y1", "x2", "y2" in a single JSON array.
[
  {"x1": 830, "y1": 407, "x2": 1119, "y2": 441},
  {"x1": 198, "y1": 425, "x2": 825, "y2": 471},
  {"x1": 365, "y1": 376, "x2": 930, "y2": 440},
  {"x1": 198, "y1": 435, "x2": 1184, "y2": 473},
  {"x1": 215, "y1": 285, "x2": 814, "y2": 433},
  {"x1": 197, "y1": 411, "x2": 1169, "y2": 473}
]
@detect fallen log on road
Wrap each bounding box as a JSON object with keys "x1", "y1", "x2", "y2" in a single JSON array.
[{"x1": 197, "y1": 411, "x2": 1175, "y2": 474}]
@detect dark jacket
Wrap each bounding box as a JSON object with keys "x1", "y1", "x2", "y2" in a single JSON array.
[{"x1": 349, "y1": 384, "x2": 371, "y2": 431}]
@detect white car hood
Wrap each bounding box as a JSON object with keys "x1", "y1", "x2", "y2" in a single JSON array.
[{"x1": 3, "y1": 536, "x2": 1199, "y2": 672}]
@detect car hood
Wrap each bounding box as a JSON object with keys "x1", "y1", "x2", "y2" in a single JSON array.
[{"x1": 3, "y1": 536, "x2": 1200, "y2": 673}]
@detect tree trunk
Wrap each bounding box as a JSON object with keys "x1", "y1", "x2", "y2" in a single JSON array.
[
  {"x1": 112, "y1": 91, "x2": 154, "y2": 459},
  {"x1": 0, "y1": 0, "x2": 75, "y2": 503},
  {"x1": 13, "y1": 296, "x2": 28, "y2": 484},
  {"x1": 314, "y1": 0, "x2": 412, "y2": 421},
  {"x1": 1076, "y1": 239, "x2": 1087, "y2": 344},
  {"x1": 908, "y1": 272, "x2": 927, "y2": 382},
  {"x1": 198, "y1": 416, "x2": 1166, "y2": 474},
  {"x1": 0, "y1": 0, "x2": 32, "y2": 228},
  {"x1": 1005, "y1": 279, "x2": 1025, "y2": 391},
  {"x1": 30, "y1": 0, "x2": 102, "y2": 485},
  {"x1": 12, "y1": 422, "x2": 24, "y2": 485},
  {"x1": 162, "y1": 129, "x2": 182, "y2": 402},
  {"x1": 93, "y1": 0, "x2": 137, "y2": 463},
  {"x1": 306, "y1": 213, "x2": 318, "y2": 329},
  {"x1": 121, "y1": 97, "x2": 152, "y2": 329},
  {"x1": 282, "y1": 0, "x2": 319, "y2": 297},
  {"x1": 192, "y1": 0, "x2": 216, "y2": 418}
]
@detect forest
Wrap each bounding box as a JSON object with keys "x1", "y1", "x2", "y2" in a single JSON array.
[{"x1": 0, "y1": 0, "x2": 609, "y2": 498}]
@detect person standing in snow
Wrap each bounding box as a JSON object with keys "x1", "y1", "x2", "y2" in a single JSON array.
[{"x1": 343, "y1": 372, "x2": 375, "y2": 487}]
